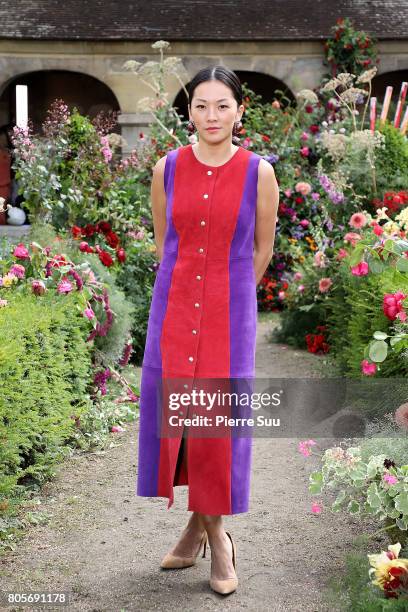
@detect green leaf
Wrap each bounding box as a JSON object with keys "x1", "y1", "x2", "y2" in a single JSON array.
[
  {"x1": 347, "y1": 500, "x2": 360, "y2": 514},
  {"x1": 395, "y1": 491, "x2": 408, "y2": 515},
  {"x1": 373, "y1": 331, "x2": 388, "y2": 340},
  {"x1": 396, "y1": 257, "x2": 408, "y2": 273},
  {"x1": 390, "y1": 335, "x2": 407, "y2": 347},
  {"x1": 368, "y1": 340, "x2": 388, "y2": 363}
]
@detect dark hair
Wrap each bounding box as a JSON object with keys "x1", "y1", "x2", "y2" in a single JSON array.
[{"x1": 187, "y1": 65, "x2": 243, "y2": 144}]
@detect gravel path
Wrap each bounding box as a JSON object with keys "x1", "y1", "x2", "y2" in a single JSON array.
[{"x1": 0, "y1": 314, "x2": 380, "y2": 611}]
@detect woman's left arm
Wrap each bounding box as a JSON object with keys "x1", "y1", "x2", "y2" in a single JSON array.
[{"x1": 254, "y1": 159, "x2": 280, "y2": 285}]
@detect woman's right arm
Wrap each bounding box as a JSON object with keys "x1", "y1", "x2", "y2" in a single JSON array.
[{"x1": 150, "y1": 155, "x2": 167, "y2": 263}]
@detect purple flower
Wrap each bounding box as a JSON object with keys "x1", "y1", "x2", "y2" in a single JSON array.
[{"x1": 263, "y1": 154, "x2": 279, "y2": 165}]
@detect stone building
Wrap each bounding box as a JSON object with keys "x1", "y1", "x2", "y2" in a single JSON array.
[{"x1": 0, "y1": 0, "x2": 407, "y2": 155}]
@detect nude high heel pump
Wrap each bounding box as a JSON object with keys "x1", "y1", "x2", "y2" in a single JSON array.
[
  {"x1": 160, "y1": 531, "x2": 208, "y2": 569},
  {"x1": 209, "y1": 531, "x2": 238, "y2": 595}
]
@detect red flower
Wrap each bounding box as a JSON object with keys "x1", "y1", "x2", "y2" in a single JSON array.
[
  {"x1": 79, "y1": 241, "x2": 95, "y2": 253},
  {"x1": 295, "y1": 197, "x2": 304, "y2": 204},
  {"x1": 50, "y1": 254, "x2": 68, "y2": 268},
  {"x1": 261, "y1": 134, "x2": 271, "y2": 142},
  {"x1": 96, "y1": 221, "x2": 112, "y2": 234},
  {"x1": 309, "y1": 124, "x2": 319, "y2": 134},
  {"x1": 98, "y1": 249, "x2": 114, "y2": 267},
  {"x1": 83, "y1": 224, "x2": 96, "y2": 237},
  {"x1": 71, "y1": 225, "x2": 82, "y2": 239},
  {"x1": 117, "y1": 247, "x2": 126, "y2": 263},
  {"x1": 105, "y1": 231, "x2": 120, "y2": 249}
]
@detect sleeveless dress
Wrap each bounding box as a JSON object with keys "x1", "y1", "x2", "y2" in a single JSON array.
[{"x1": 136, "y1": 142, "x2": 262, "y2": 515}]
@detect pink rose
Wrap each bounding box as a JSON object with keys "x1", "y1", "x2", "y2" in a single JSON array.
[
  {"x1": 361, "y1": 359, "x2": 377, "y2": 376},
  {"x1": 318, "y1": 277, "x2": 332, "y2": 293},
  {"x1": 349, "y1": 212, "x2": 368, "y2": 229},
  {"x1": 9, "y1": 264, "x2": 26, "y2": 278},
  {"x1": 383, "y1": 291, "x2": 407, "y2": 321},
  {"x1": 344, "y1": 232, "x2": 362, "y2": 247},
  {"x1": 57, "y1": 278, "x2": 73, "y2": 294},
  {"x1": 84, "y1": 306, "x2": 95, "y2": 319},
  {"x1": 351, "y1": 261, "x2": 369, "y2": 276},
  {"x1": 13, "y1": 243, "x2": 30, "y2": 259},
  {"x1": 32, "y1": 279, "x2": 46, "y2": 295}
]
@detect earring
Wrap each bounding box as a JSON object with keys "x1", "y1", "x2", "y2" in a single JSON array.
[{"x1": 187, "y1": 120, "x2": 196, "y2": 134}]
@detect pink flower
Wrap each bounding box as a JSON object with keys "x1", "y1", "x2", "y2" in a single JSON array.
[
  {"x1": 349, "y1": 212, "x2": 368, "y2": 229},
  {"x1": 383, "y1": 291, "x2": 407, "y2": 321},
  {"x1": 383, "y1": 473, "x2": 398, "y2": 485},
  {"x1": 298, "y1": 284, "x2": 305, "y2": 292},
  {"x1": 311, "y1": 502, "x2": 322, "y2": 514},
  {"x1": 0, "y1": 298, "x2": 8, "y2": 307},
  {"x1": 299, "y1": 219, "x2": 310, "y2": 228},
  {"x1": 9, "y1": 264, "x2": 26, "y2": 278},
  {"x1": 351, "y1": 261, "x2": 369, "y2": 276},
  {"x1": 84, "y1": 306, "x2": 95, "y2": 319},
  {"x1": 336, "y1": 248, "x2": 348, "y2": 260},
  {"x1": 313, "y1": 251, "x2": 327, "y2": 268},
  {"x1": 300, "y1": 131, "x2": 310, "y2": 141},
  {"x1": 31, "y1": 279, "x2": 46, "y2": 295},
  {"x1": 13, "y1": 243, "x2": 30, "y2": 259},
  {"x1": 300, "y1": 146, "x2": 309, "y2": 157},
  {"x1": 111, "y1": 425, "x2": 125, "y2": 433},
  {"x1": 278, "y1": 290, "x2": 286, "y2": 300},
  {"x1": 372, "y1": 223, "x2": 384, "y2": 236},
  {"x1": 311, "y1": 192, "x2": 320, "y2": 201},
  {"x1": 57, "y1": 278, "x2": 73, "y2": 294},
  {"x1": 295, "y1": 181, "x2": 312, "y2": 196},
  {"x1": 318, "y1": 277, "x2": 332, "y2": 293},
  {"x1": 294, "y1": 271, "x2": 303, "y2": 280},
  {"x1": 298, "y1": 439, "x2": 317, "y2": 457},
  {"x1": 394, "y1": 402, "x2": 408, "y2": 430},
  {"x1": 344, "y1": 232, "x2": 362, "y2": 247},
  {"x1": 284, "y1": 188, "x2": 293, "y2": 197},
  {"x1": 361, "y1": 359, "x2": 377, "y2": 376}
]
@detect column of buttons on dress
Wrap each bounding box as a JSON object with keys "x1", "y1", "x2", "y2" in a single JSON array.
[{"x1": 187, "y1": 169, "x2": 213, "y2": 372}]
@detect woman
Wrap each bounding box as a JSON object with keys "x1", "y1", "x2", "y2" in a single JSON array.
[{"x1": 137, "y1": 65, "x2": 279, "y2": 595}]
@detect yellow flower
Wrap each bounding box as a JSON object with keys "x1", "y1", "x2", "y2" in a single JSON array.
[{"x1": 368, "y1": 543, "x2": 408, "y2": 589}]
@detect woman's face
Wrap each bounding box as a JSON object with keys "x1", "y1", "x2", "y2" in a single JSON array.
[{"x1": 188, "y1": 79, "x2": 244, "y2": 142}]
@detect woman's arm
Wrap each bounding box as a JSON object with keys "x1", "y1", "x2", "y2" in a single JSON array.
[
  {"x1": 150, "y1": 155, "x2": 168, "y2": 263},
  {"x1": 254, "y1": 159, "x2": 280, "y2": 285}
]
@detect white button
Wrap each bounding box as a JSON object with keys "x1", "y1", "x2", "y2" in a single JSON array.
[
  {"x1": 200, "y1": 221, "x2": 206, "y2": 226},
  {"x1": 184, "y1": 384, "x2": 189, "y2": 388},
  {"x1": 198, "y1": 248, "x2": 204, "y2": 253},
  {"x1": 203, "y1": 194, "x2": 209, "y2": 199},
  {"x1": 189, "y1": 356, "x2": 194, "y2": 362},
  {"x1": 192, "y1": 329, "x2": 197, "y2": 334},
  {"x1": 196, "y1": 275, "x2": 202, "y2": 280},
  {"x1": 195, "y1": 302, "x2": 200, "y2": 308},
  {"x1": 207, "y1": 170, "x2": 213, "y2": 175}
]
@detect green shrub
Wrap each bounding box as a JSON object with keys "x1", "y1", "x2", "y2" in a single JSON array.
[{"x1": 0, "y1": 288, "x2": 94, "y2": 502}]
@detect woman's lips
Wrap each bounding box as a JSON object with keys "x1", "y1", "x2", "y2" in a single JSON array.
[{"x1": 206, "y1": 127, "x2": 220, "y2": 130}]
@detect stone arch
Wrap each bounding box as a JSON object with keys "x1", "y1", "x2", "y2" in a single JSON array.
[{"x1": 0, "y1": 69, "x2": 121, "y2": 132}]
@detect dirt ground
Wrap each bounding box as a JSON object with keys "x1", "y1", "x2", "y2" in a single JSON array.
[{"x1": 0, "y1": 313, "x2": 385, "y2": 611}]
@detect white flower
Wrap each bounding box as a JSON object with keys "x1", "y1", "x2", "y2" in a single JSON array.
[
  {"x1": 356, "y1": 67, "x2": 378, "y2": 84},
  {"x1": 296, "y1": 89, "x2": 319, "y2": 104},
  {"x1": 138, "y1": 61, "x2": 161, "y2": 76},
  {"x1": 339, "y1": 87, "x2": 368, "y2": 104},
  {"x1": 122, "y1": 60, "x2": 142, "y2": 72},
  {"x1": 151, "y1": 40, "x2": 170, "y2": 50}
]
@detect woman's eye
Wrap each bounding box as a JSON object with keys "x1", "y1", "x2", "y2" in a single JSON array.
[{"x1": 196, "y1": 105, "x2": 229, "y2": 109}]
